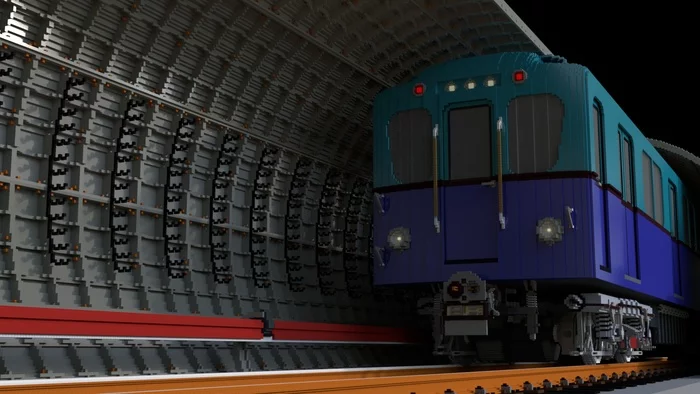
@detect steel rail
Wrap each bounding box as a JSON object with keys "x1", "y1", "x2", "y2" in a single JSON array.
[{"x1": 2, "y1": 360, "x2": 688, "y2": 394}]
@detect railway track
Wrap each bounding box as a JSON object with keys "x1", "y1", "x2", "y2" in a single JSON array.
[{"x1": 1, "y1": 359, "x2": 691, "y2": 393}]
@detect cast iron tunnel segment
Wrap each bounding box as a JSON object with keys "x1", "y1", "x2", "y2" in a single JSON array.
[
  {"x1": 250, "y1": 146, "x2": 279, "y2": 288},
  {"x1": 342, "y1": 178, "x2": 369, "y2": 299},
  {"x1": 316, "y1": 169, "x2": 342, "y2": 296},
  {"x1": 209, "y1": 130, "x2": 240, "y2": 284},
  {"x1": 163, "y1": 116, "x2": 195, "y2": 279},
  {"x1": 285, "y1": 157, "x2": 312, "y2": 292},
  {"x1": 0, "y1": 50, "x2": 12, "y2": 107},
  {"x1": 110, "y1": 98, "x2": 145, "y2": 273},
  {"x1": 368, "y1": 216, "x2": 374, "y2": 292},
  {"x1": 0, "y1": 50, "x2": 12, "y2": 259},
  {"x1": 47, "y1": 75, "x2": 85, "y2": 267},
  {"x1": 360, "y1": 182, "x2": 374, "y2": 293}
]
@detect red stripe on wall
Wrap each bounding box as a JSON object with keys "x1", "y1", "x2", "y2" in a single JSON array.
[
  {"x1": 0, "y1": 305, "x2": 264, "y2": 340},
  {"x1": 271, "y1": 320, "x2": 423, "y2": 343},
  {"x1": 0, "y1": 306, "x2": 423, "y2": 344}
]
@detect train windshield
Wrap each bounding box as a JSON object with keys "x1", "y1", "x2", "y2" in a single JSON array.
[
  {"x1": 386, "y1": 109, "x2": 433, "y2": 184},
  {"x1": 384, "y1": 94, "x2": 564, "y2": 185}
]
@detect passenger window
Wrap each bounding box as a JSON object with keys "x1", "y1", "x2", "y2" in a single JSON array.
[
  {"x1": 683, "y1": 197, "x2": 690, "y2": 245},
  {"x1": 619, "y1": 130, "x2": 634, "y2": 204},
  {"x1": 687, "y1": 197, "x2": 697, "y2": 250},
  {"x1": 387, "y1": 109, "x2": 432, "y2": 183},
  {"x1": 592, "y1": 100, "x2": 605, "y2": 181},
  {"x1": 642, "y1": 152, "x2": 653, "y2": 215},
  {"x1": 508, "y1": 94, "x2": 564, "y2": 174},
  {"x1": 692, "y1": 202, "x2": 699, "y2": 251},
  {"x1": 652, "y1": 163, "x2": 663, "y2": 224},
  {"x1": 669, "y1": 183, "x2": 677, "y2": 237}
]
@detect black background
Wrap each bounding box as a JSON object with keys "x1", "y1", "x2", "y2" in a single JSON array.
[{"x1": 506, "y1": 1, "x2": 693, "y2": 154}]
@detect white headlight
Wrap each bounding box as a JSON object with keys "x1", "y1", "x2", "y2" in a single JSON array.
[
  {"x1": 387, "y1": 227, "x2": 411, "y2": 251},
  {"x1": 465, "y1": 80, "x2": 476, "y2": 90},
  {"x1": 446, "y1": 82, "x2": 456, "y2": 92},
  {"x1": 536, "y1": 217, "x2": 563, "y2": 245},
  {"x1": 485, "y1": 77, "x2": 496, "y2": 87}
]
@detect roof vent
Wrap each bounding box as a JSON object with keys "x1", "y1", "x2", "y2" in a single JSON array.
[{"x1": 540, "y1": 55, "x2": 567, "y2": 64}]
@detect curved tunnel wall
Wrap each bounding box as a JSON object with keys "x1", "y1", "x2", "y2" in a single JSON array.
[
  {"x1": 0, "y1": 0, "x2": 412, "y2": 326},
  {"x1": 0, "y1": 0, "x2": 548, "y2": 379}
]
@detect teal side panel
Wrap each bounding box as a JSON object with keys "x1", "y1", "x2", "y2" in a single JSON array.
[{"x1": 372, "y1": 84, "x2": 439, "y2": 188}]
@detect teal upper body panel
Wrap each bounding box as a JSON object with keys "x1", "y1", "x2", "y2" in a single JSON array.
[{"x1": 373, "y1": 52, "x2": 590, "y2": 188}]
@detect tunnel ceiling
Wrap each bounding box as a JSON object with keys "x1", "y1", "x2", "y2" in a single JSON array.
[{"x1": 0, "y1": 0, "x2": 549, "y2": 176}]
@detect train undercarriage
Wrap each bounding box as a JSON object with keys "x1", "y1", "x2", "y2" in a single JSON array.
[{"x1": 417, "y1": 272, "x2": 688, "y2": 366}]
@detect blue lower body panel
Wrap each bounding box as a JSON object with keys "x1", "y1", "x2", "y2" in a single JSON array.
[
  {"x1": 374, "y1": 177, "x2": 595, "y2": 284},
  {"x1": 444, "y1": 186, "x2": 498, "y2": 263},
  {"x1": 372, "y1": 187, "x2": 444, "y2": 281},
  {"x1": 595, "y1": 186, "x2": 696, "y2": 309},
  {"x1": 603, "y1": 192, "x2": 639, "y2": 279},
  {"x1": 373, "y1": 177, "x2": 697, "y2": 311}
]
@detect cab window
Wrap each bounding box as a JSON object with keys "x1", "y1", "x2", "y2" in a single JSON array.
[
  {"x1": 387, "y1": 109, "x2": 432, "y2": 183},
  {"x1": 508, "y1": 94, "x2": 564, "y2": 174}
]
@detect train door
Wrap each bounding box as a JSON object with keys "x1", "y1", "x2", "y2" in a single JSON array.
[
  {"x1": 593, "y1": 102, "x2": 611, "y2": 271},
  {"x1": 620, "y1": 132, "x2": 640, "y2": 279},
  {"x1": 443, "y1": 104, "x2": 499, "y2": 263},
  {"x1": 669, "y1": 183, "x2": 682, "y2": 296}
]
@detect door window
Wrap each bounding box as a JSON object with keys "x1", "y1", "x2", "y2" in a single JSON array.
[
  {"x1": 449, "y1": 105, "x2": 492, "y2": 180},
  {"x1": 387, "y1": 109, "x2": 433, "y2": 183}
]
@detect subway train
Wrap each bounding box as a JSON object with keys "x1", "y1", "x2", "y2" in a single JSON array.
[{"x1": 371, "y1": 52, "x2": 700, "y2": 365}]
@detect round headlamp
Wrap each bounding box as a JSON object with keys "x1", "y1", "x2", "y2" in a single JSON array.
[
  {"x1": 536, "y1": 217, "x2": 564, "y2": 245},
  {"x1": 387, "y1": 227, "x2": 411, "y2": 251}
]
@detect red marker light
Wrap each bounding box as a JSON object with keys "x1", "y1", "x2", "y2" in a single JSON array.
[
  {"x1": 447, "y1": 281, "x2": 464, "y2": 298},
  {"x1": 413, "y1": 83, "x2": 425, "y2": 96},
  {"x1": 513, "y1": 70, "x2": 527, "y2": 83}
]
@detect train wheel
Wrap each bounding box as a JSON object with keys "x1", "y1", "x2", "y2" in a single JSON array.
[
  {"x1": 581, "y1": 353, "x2": 602, "y2": 365},
  {"x1": 614, "y1": 351, "x2": 632, "y2": 363},
  {"x1": 580, "y1": 340, "x2": 602, "y2": 365}
]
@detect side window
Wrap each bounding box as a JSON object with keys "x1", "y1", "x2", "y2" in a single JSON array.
[
  {"x1": 683, "y1": 197, "x2": 690, "y2": 245},
  {"x1": 508, "y1": 94, "x2": 564, "y2": 174},
  {"x1": 652, "y1": 163, "x2": 664, "y2": 225},
  {"x1": 669, "y1": 183, "x2": 677, "y2": 238},
  {"x1": 686, "y1": 196, "x2": 697, "y2": 250},
  {"x1": 642, "y1": 152, "x2": 653, "y2": 214},
  {"x1": 692, "y1": 202, "x2": 699, "y2": 252},
  {"x1": 618, "y1": 129, "x2": 634, "y2": 204},
  {"x1": 592, "y1": 100, "x2": 605, "y2": 181},
  {"x1": 387, "y1": 109, "x2": 432, "y2": 183}
]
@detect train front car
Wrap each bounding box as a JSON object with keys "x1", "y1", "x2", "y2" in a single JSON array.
[{"x1": 372, "y1": 52, "x2": 697, "y2": 365}]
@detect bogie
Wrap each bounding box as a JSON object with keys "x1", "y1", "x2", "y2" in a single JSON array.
[{"x1": 429, "y1": 272, "x2": 656, "y2": 366}]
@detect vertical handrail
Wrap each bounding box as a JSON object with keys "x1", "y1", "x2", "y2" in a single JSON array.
[
  {"x1": 432, "y1": 124, "x2": 440, "y2": 233},
  {"x1": 497, "y1": 117, "x2": 506, "y2": 230}
]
